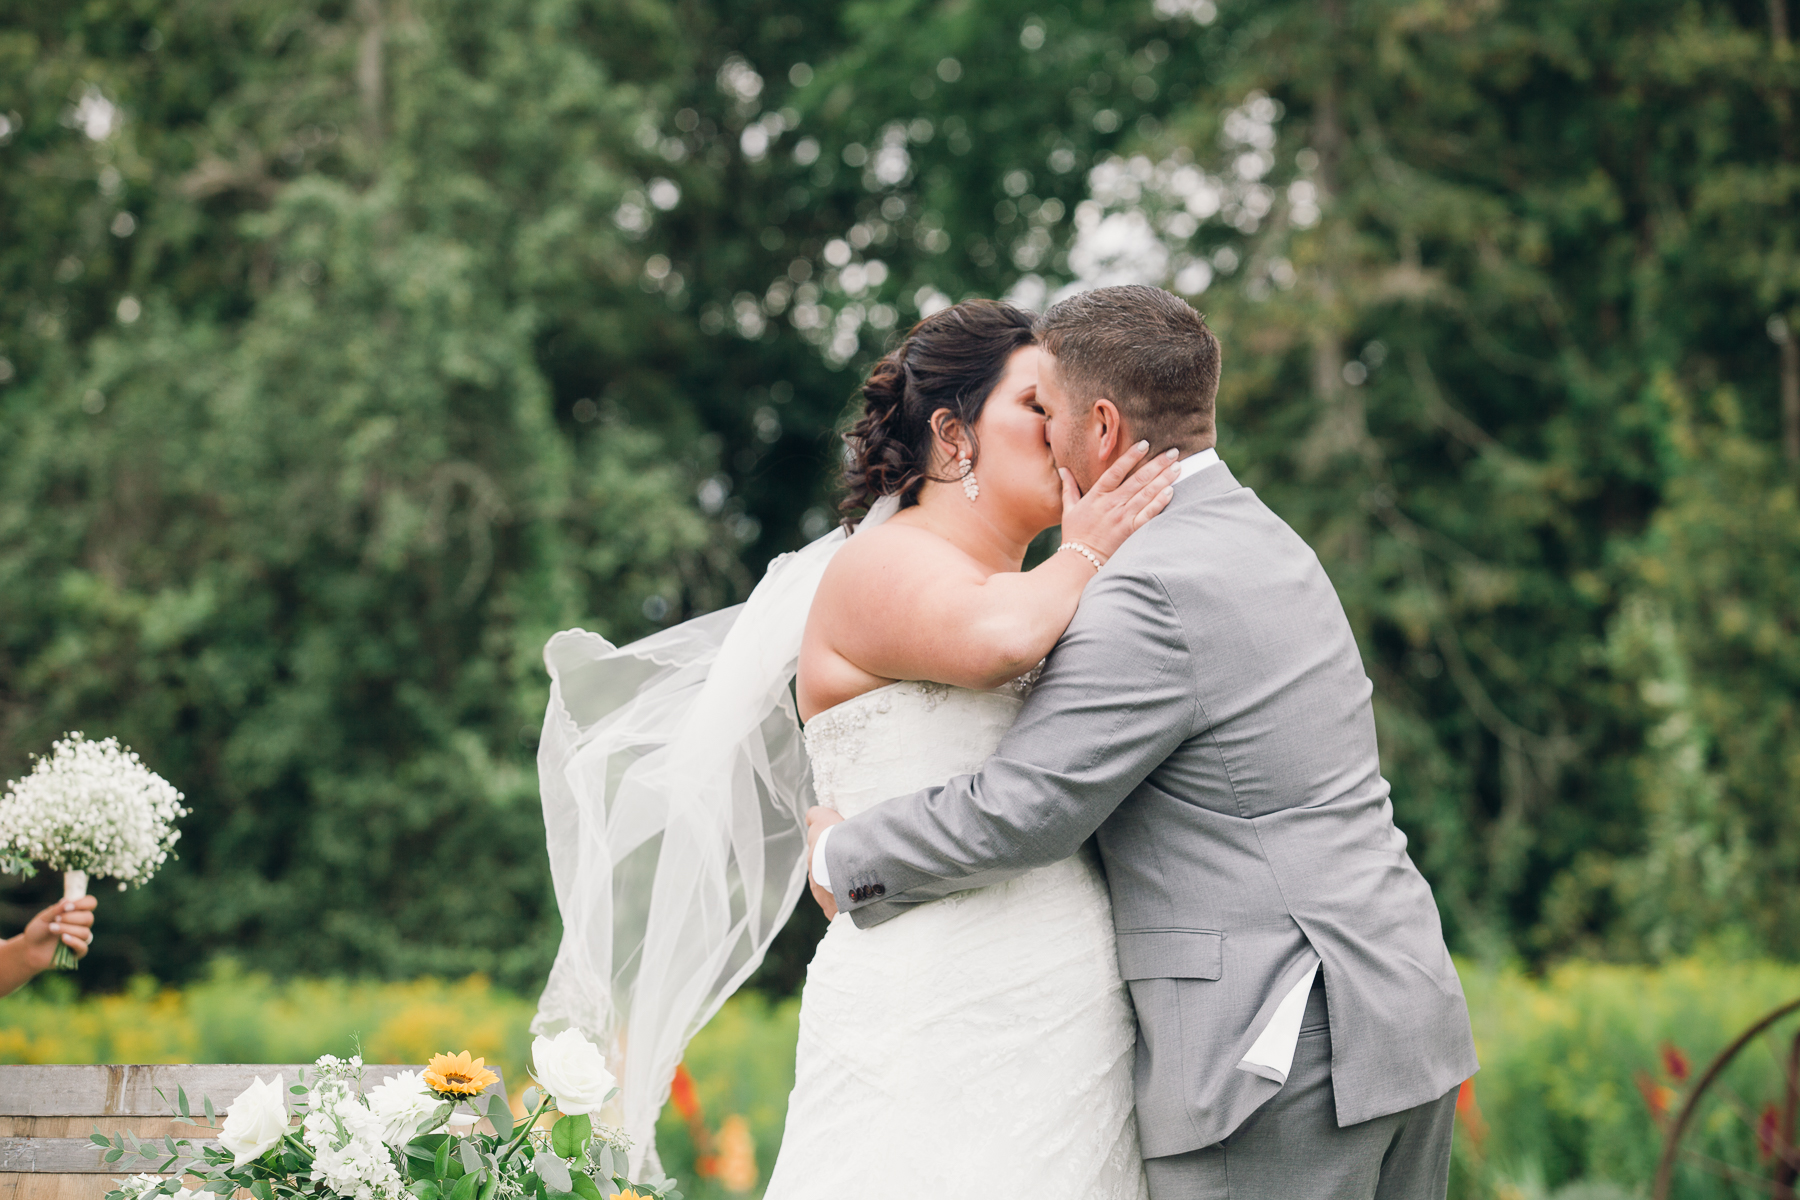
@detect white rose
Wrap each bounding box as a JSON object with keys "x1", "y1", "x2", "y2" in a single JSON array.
[
  {"x1": 365, "y1": 1071, "x2": 439, "y2": 1147},
  {"x1": 217, "y1": 1075, "x2": 288, "y2": 1167},
  {"x1": 531, "y1": 1029, "x2": 616, "y2": 1116}
]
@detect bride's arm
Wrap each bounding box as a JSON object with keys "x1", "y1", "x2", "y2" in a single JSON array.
[{"x1": 810, "y1": 445, "x2": 1180, "y2": 693}]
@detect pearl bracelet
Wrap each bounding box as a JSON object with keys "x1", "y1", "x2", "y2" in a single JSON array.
[{"x1": 1059, "y1": 541, "x2": 1105, "y2": 572}]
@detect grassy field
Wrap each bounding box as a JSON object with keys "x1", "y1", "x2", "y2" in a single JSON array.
[{"x1": 5, "y1": 958, "x2": 1797, "y2": 1199}]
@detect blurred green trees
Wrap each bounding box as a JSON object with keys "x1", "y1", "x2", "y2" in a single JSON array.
[{"x1": 1, "y1": 0, "x2": 1795, "y2": 990}]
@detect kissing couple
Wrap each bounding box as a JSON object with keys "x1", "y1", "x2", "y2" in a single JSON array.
[{"x1": 534, "y1": 284, "x2": 1478, "y2": 1200}]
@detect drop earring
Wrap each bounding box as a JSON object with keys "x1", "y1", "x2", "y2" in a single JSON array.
[{"x1": 958, "y1": 455, "x2": 980, "y2": 502}]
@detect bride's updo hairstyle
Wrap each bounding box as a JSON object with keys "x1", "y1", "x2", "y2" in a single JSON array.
[{"x1": 840, "y1": 299, "x2": 1037, "y2": 524}]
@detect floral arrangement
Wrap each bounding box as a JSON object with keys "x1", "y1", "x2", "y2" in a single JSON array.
[
  {"x1": 97, "y1": 1032, "x2": 679, "y2": 1200},
  {"x1": 0, "y1": 732, "x2": 187, "y2": 968}
]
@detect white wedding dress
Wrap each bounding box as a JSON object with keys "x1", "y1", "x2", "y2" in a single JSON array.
[{"x1": 763, "y1": 678, "x2": 1148, "y2": 1198}]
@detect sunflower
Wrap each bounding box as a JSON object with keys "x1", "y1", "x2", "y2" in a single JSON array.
[
  {"x1": 423, "y1": 1051, "x2": 501, "y2": 1098},
  {"x1": 607, "y1": 1192, "x2": 648, "y2": 1200}
]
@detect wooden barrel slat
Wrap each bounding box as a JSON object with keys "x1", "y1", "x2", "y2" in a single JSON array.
[{"x1": 0, "y1": 1139, "x2": 222, "y2": 1174}]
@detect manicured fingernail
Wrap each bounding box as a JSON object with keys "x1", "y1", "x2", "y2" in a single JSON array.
[
  {"x1": 1136, "y1": 440, "x2": 1149, "y2": 451},
  {"x1": 1167, "y1": 448, "x2": 1180, "y2": 458},
  {"x1": 49, "y1": 922, "x2": 60, "y2": 933}
]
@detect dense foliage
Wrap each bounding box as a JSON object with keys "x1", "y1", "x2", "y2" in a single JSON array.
[{"x1": 1, "y1": 0, "x2": 1795, "y2": 991}]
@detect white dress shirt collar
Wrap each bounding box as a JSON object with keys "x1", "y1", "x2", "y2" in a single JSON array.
[{"x1": 1176, "y1": 446, "x2": 1222, "y2": 484}]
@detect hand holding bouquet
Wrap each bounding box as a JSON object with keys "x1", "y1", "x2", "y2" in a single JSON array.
[
  {"x1": 98, "y1": 1033, "x2": 679, "y2": 1200},
  {"x1": 0, "y1": 733, "x2": 187, "y2": 968}
]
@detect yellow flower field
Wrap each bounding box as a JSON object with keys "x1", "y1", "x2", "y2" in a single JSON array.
[{"x1": 5, "y1": 958, "x2": 1798, "y2": 1200}]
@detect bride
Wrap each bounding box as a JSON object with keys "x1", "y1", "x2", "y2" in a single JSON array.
[
  {"x1": 765, "y1": 299, "x2": 1177, "y2": 1195},
  {"x1": 530, "y1": 299, "x2": 1176, "y2": 1191}
]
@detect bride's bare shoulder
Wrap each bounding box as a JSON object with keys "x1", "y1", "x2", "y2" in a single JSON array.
[{"x1": 813, "y1": 519, "x2": 976, "y2": 608}]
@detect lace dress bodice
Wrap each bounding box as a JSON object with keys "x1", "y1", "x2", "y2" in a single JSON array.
[{"x1": 804, "y1": 678, "x2": 1034, "y2": 820}]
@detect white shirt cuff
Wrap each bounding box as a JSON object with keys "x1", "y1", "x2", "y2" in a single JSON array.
[{"x1": 810, "y1": 823, "x2": 835, "y2": 890}]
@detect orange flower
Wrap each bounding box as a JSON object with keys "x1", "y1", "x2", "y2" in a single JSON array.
[
  {"x1": 424, "y1": 1051, "x2": 501, "y2": 1097},
  {"x1": 1635, "y1": 1070, "x2": 1675, "y2": 1122},
  {"x1": 1454, "y1": 1079, "x2": 1487, "y2": 1153},
  {"x1": 1659, "y1": 1041, "x2": 1691, "y2": 1083},
  {"x1": 669, "y1": 1064, "x2": 701, "y2": 1122},
  {"x1": 714, "y1": 1114, "x2": 757, "y2": 1193},
  {"x1": 608, "y1": 1192, "x2": 648, "y2": 1200}
]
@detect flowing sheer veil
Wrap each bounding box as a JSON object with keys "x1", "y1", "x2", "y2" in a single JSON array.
[{"x1": 532, "y1": 495, "x2": 901, "y2": 1176}]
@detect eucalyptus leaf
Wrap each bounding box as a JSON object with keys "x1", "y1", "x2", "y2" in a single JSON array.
[
  {"x1": 520, "y1": 1087, "x2": 540, "y2": 1113},
  {"x1": 534, "y1": 1156, "x2": 571, "y2": 1195},
  {"x1": 458, "y1": 1140, "x2": 481, "y2": 1175},
  {"x1": 549, "y1": 1114, "x2": 590, "y2": 1160},
  {"x1": 485, "y1": 1092, "x2": 515, "y2": 1141}
]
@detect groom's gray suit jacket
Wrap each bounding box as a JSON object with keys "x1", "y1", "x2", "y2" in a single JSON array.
[{"x1": 825, "y1": 464, "x2": 1479, "y2": 1159}]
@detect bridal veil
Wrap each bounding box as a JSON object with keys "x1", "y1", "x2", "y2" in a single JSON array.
[{"x1": 532, "y1": 496, "x2": 898, "y2": 1175}]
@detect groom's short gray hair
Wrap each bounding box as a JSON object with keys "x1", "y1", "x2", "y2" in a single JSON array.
[{"x1": 1036, "y1": 285, "x2": 1221, "y2": 450}]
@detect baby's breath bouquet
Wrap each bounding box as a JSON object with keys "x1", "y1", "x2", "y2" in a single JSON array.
[{"x1": 0, "y1": 732, "x2": 188, "y2": 968}]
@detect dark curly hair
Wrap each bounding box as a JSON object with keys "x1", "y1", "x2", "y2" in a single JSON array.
[{"x1": 840, "y1": 298, "x2": 1037, "y2": 524}]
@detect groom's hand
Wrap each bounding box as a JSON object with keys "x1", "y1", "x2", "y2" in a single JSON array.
[{"x1": 806, "y1": 806, "x2": 845, "y2": 919}]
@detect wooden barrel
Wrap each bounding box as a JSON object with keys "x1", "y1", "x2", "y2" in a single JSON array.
[{"x1": 0, "y1": 1064, "x2": 508, "y2": 1200}]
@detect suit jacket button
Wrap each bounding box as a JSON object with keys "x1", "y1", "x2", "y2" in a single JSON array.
[{"x1": 873, "y1": 884, "x2": 886, "y2": 896}]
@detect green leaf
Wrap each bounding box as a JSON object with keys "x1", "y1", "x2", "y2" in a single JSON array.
[
  {"x1": 485, "y1": 1093, "x2": 514, "y2": 1142},
  {"x1": 449, "y1": 1169, "x2": 481, "y2": 1200},
  {"x1": 549, "y1": 1114, "x2": 589, "y2": 1160},
  {"x1": 104, "y1": 1148, "x2": 123, "y2": 1162},
  {"x1": 408, "y1": 1181, "x2": 441, "y2": 1200},
  {"x1": 205, "y1": 1096, "x2": 216, "y2": 1125},
  {"x1": 177, "y1": 1086, "x2": 190, "y2": 1118},
  {"x1": 567, "y1": 1170, "x2": 602, "y2": 1200},
  {"x1": 458, "y1": 1140, "x2": 481, "y2": 1176},
  {"x1": 435, "y1": 1139, "x2": 452, "y2": 1178},
  {"x1": 534, "y1": 1156, "x2": 572, "y2": 1195},
  {"x1": 289, "y1": 1086, "x2": 308, "y2": 1096},
  {"x1": 520, "y1": 1087, "x2": 540, "y2": 1114},
  {"x1": 90, "y1": 1133, "x2": 111, "y2": 1147}
]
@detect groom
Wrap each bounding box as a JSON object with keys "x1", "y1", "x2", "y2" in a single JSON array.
[{"x1": 805, "y1": 285, "x2": 1478, "y2": 1199}]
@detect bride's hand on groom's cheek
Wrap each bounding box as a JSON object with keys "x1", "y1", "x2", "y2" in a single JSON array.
[{"x1": 806, "y1": 806, "x2": 844, "y2": 919}]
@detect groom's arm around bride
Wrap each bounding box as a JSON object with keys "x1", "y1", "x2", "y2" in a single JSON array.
[{"x1": 809, "y1": 286, "x2": 1477, "y2": 1200}]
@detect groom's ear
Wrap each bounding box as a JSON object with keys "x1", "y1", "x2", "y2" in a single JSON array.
[{"x1": 1092, "y1": 397, "x2": 1126, "y2": 463}]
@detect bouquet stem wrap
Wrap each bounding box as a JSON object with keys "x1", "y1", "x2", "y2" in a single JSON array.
[{"x1": 52, "y1": 869, "x2": 87, "y2": 970}]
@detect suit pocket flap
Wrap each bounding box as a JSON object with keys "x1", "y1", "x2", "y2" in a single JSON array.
[{"x1": 1115, "y1": 928, "x2": 1223, "y2": 981}]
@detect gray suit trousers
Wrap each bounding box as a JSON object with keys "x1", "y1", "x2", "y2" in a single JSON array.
[{"x1": 1143, "y1": 983, "x2": 1459, "y2": 1200}]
